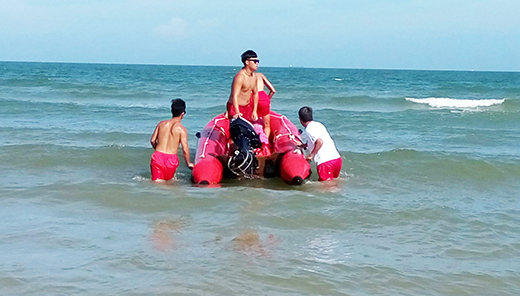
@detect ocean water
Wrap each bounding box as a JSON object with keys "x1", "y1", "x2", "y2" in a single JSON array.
[{"x1": 0, "y1": 61, "x2": 519, "y2": 295}]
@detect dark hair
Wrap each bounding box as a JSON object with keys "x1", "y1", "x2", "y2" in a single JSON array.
[
  {"x1": 298, "y1": 106, "x2": 313, "y2": 122},
  {"x1": 171, "y1": 98, "x2": 186, "y2": 117},
  {"x1": 241, "y1": 50, "x2": 257, "y2": 64}
]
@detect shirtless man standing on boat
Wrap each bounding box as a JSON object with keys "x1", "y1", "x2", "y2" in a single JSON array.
[{"x1": 227, "y1": 50, "x2": 259, "y2": 121}]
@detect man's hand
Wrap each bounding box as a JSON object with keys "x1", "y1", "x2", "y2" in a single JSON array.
[
  {"x1": 188, "y1": 163, "x2": 194, "y2": 170},
  {"x1": 297, "y1": 141, "x2": 307, "y2": 149},
  {"x1": 305, "y1": 154, "x2": 313, "y2": 161}
]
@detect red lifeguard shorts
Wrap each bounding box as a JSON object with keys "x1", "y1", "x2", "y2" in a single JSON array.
[
  {"x1": 227, "y1": 100, "x2": 253, "y2": 121},
  {"x1": 257, "y1": 90, "x2": 271, "y2": 118},
  {"x1": 150, "y1": 151, "x2": 179, "y2": 181},
  {"x1": 317, "y1": 157, "x2": 342, "y2": 181}
]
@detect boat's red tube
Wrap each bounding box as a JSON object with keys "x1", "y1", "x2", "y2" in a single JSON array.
[
  {"x1": 192, "y1": 111, "x2": 310, "y2": 185},
  {"x1": 270, "y1": 112, "x2": 311, "y2": 184},
  {"x1": 279, "y1": 150, "x2": 310, "y2": 185},
  {"x1": 192, "y1": 113, "x2": 229, "y2": 185}
]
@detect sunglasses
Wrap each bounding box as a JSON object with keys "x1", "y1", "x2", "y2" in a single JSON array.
[{"x1": 247, "y1": 59, "x2": 260, "y2": 64}]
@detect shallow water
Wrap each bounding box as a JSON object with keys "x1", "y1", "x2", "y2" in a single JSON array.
[{"x1": 1, "y1": 62, "x2": 519, "y2": 295}]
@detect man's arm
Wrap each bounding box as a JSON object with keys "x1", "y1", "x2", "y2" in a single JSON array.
[
  {"x1": 180, "y1": 126, "x2": 194, "y2": 169},
  {"x1": 306, "y1": 138, "x2": 323, "y2": 161},
  {"x1": 231, "y1": 75, "x2": 244, "y2": 118},
  {"x1": 263, "y1": 75, "x2": 276, "y2": 99},
  {"x1": 150, "y1": 124, "x2": 160, "y2": 149},
  {"x1": 251, "y1": 81, "x2": 259, "y2": 121}
]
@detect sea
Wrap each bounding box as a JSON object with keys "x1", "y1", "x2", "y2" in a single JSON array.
[{"x1": 1, "y1": 61, "x2": 519, "y2": 295}]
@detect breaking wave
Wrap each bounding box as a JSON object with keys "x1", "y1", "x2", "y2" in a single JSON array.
[{"x1": 405, "y1": 97, "x2": 506, "y2": 109}]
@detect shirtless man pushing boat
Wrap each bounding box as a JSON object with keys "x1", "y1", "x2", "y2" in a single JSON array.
[
  {"x1": 150, "y1": 99, "x2": 194, "y2": 182},
  {"x1": 227, "y1": 50, "x2": 259, "y2": 121}
]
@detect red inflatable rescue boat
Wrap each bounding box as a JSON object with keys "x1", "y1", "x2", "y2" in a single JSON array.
[{"x1": 192, "y1": 111, "x2": 310, "y2": 185}]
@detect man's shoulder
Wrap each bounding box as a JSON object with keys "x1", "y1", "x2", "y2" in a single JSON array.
[
  {"x1": 306, "y1": 121, "x2": 327, "y2": 134},
  {"x1": 156, "y1": 119, "x2": 170, "y2": 127},
  {"x1": 235, "y1": 69, "x2": 247, "y2": 78},
  {"x1": 232, "y1": 71, "x2": 246, "y2": 85},
  {"x1": 308, "y1": 121, "x2": 325, "y2": 129},
  {"x1": 172, "y1": 122, "x2": 187, "y2": 132}
]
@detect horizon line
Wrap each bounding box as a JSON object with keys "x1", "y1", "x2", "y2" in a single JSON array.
[{"x1": 1, "y1": 59, "x2": 519, "y2": 74}]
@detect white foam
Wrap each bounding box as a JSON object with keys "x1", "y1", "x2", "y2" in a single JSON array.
[
  {"x1": 132, "y1": 175, "x2": 150, "y2": 182},
  {"x1": 405, "y1": 97, "x2": 505, "y2": 108}
]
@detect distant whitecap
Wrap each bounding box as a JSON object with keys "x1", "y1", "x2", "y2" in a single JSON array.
[{"x1": 405, "y1": 97, "x2": 505, "y2": 108}]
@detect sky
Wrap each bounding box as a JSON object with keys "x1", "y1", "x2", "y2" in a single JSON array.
[{"x1": 1, "y1": 0, "x2": 519, "y2": 71}]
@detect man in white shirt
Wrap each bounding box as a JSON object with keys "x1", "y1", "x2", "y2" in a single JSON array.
[{"x1": 298, "y1": 106, "x2": 342, "y2": 181}]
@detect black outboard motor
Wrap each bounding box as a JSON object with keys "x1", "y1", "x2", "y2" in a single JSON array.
[{"x1": 228, "y1": 117, "x2": 262, "y2": 178}]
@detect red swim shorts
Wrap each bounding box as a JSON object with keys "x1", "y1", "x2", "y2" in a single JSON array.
[
  {"x1": 227, "y1": 100, "x2": 253, "y2": 121},
  {"x1": 257, "y1": 90, "x2": 271, "y2": 118},
  {"x1": 317, "y1": 157, "x2": 342, "y2": 181},
  {"x1": 150, "y1": 151, "x2": 179, "y2": 181}
]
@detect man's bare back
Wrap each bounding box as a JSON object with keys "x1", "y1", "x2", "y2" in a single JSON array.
[
  {"x1": 151, "y1": 117, "x2": 193, "y2": 168},
  {"x1": 150, "y1": 99, "x2": 192, "y2": 181},
  {"x1": 151, "y1": 118, "x2": 185, "y2": 154},
  {"x1": 150, "y1": 98, "x2": 193, "y2": 169}
]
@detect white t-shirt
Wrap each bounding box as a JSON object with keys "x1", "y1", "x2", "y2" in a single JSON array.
[{"x1": 304, "y1": 121, "x2": 341, "y2": 165}]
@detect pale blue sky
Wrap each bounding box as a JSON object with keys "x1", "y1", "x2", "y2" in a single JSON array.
[{"x1": 1, "y1": 0, "x2": 519, "y2": 71}]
